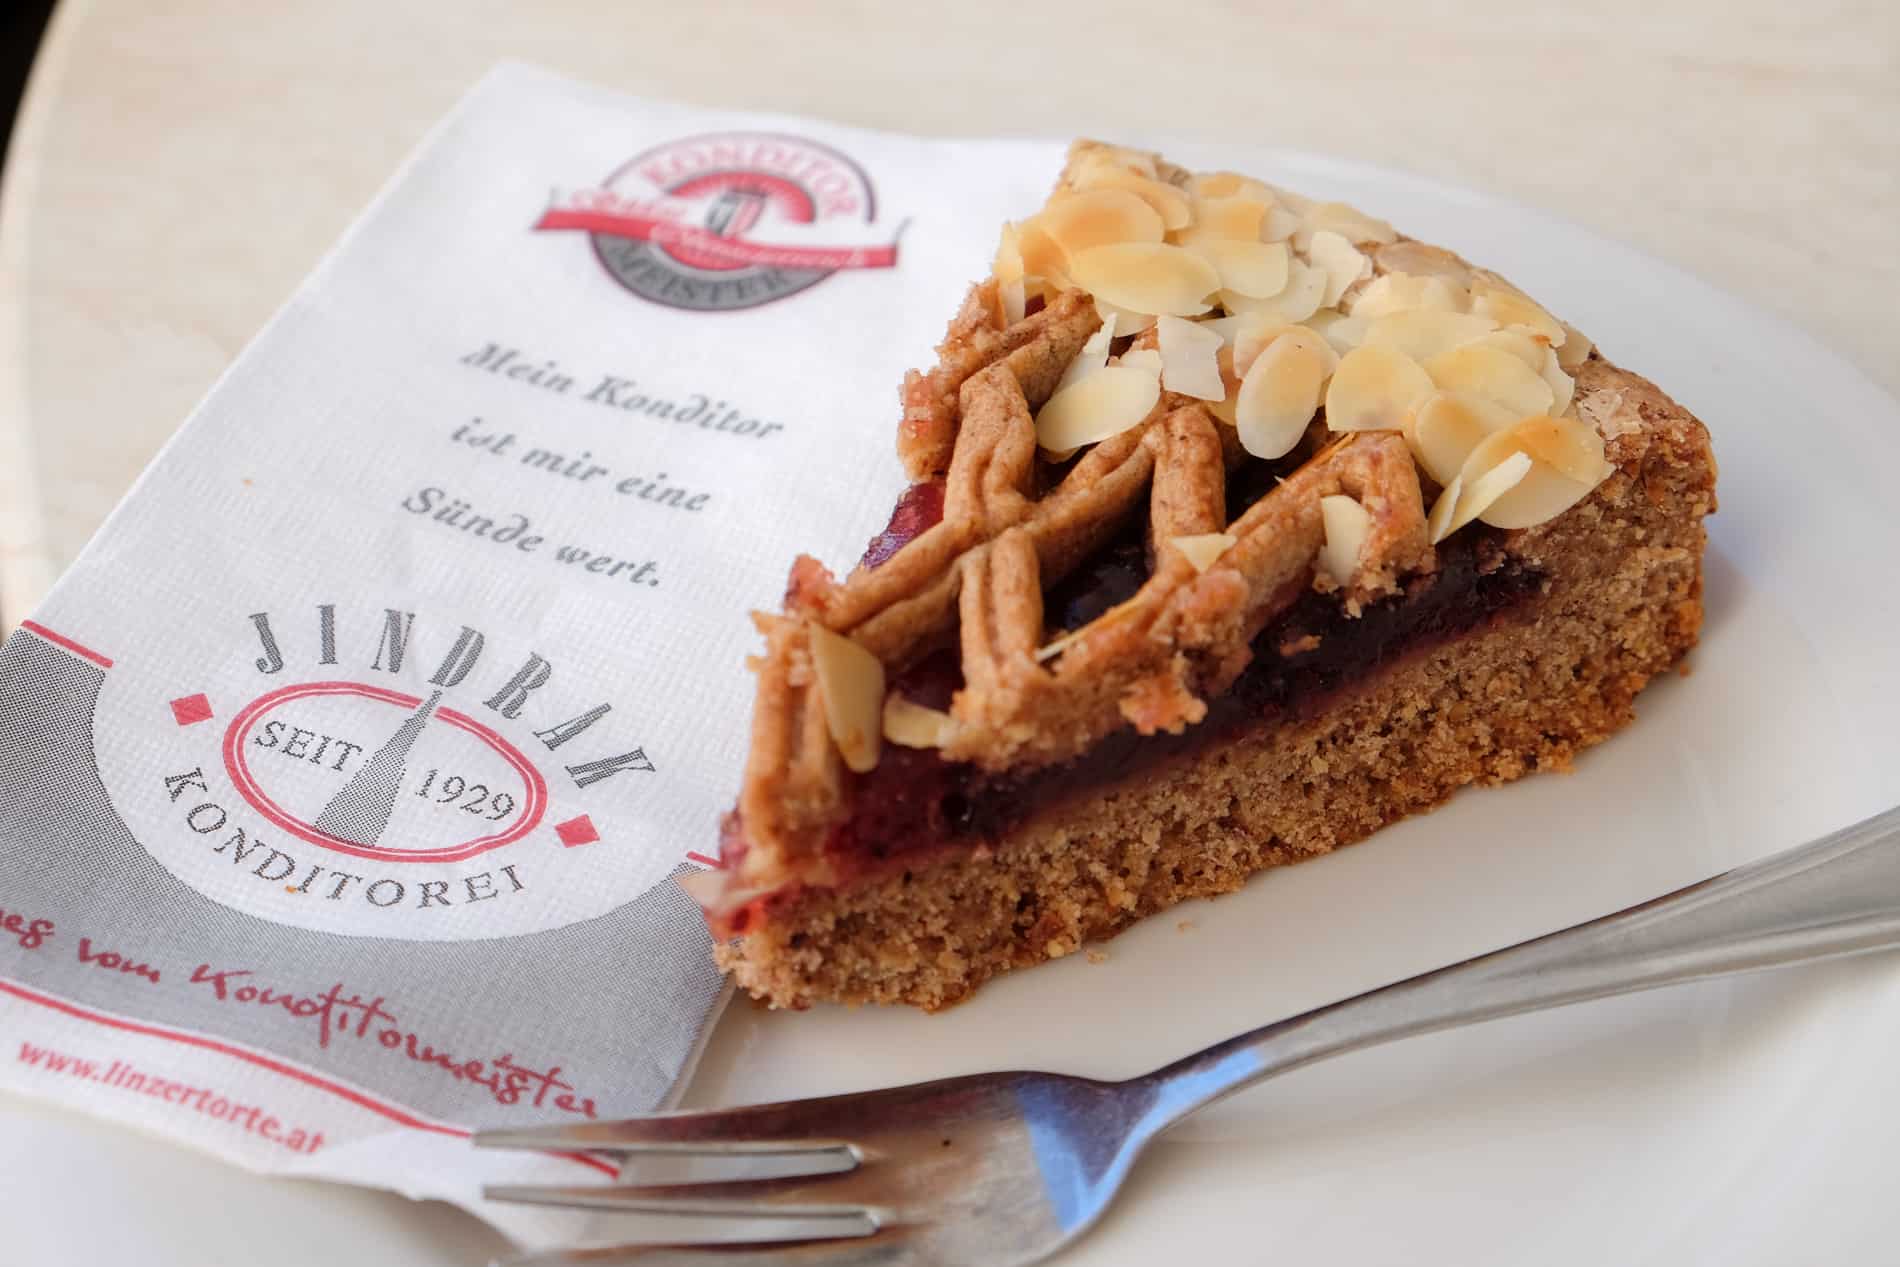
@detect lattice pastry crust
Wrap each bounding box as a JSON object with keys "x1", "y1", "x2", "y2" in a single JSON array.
[{"x1": 705, "y1": 141, "x2": 1621, "y2": 908}]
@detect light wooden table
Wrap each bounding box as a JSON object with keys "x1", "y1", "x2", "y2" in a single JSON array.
[{"x1": 0, "y1": 0, "x2": 1894, "y2": 1258}]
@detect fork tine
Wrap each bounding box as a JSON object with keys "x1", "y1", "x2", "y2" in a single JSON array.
[
  {"x1": 496, "y1": 1230, "x2": 908, "y2": 1265},
  {"x1": 609, "y1": 1149, "x2": 859, "y2": 1187},
  {"x1": 475, "y1": 1110, "x2": 860, "y2": 1156},
  {"x1": 482, "y1": 1184, "x2": 877, "y2": 1228},
  {"x1": 484, "y1": 1183, "x2": 879, "y2": 1247}
]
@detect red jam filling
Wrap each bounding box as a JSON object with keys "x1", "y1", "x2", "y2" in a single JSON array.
[
  {"x1": 719, "y1": 461, "x2": 1543, "y2": 903},
  {"x1": 857, "y1": 480, "x2": 945, "y2": 570}
]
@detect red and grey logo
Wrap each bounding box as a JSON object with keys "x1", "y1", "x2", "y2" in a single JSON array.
[{"x1": 536, "y1": 131, "x2": 903, "y2": 312}]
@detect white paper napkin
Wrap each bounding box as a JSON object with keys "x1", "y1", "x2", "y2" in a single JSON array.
[{"x1": 0, "y1": 61, "x2": 1068, "y2": 1244}]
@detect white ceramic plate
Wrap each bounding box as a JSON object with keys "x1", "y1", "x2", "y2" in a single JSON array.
[{"x1": 6, "y1": 149, "x2": 1900, "y2": 1266}]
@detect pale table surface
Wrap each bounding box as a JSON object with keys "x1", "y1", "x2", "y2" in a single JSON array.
[{"x1": 0, "y1": 0, "x2": 1895, "y2": 1261}]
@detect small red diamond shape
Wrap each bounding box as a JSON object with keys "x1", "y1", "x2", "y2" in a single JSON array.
[
  {"x1": 554, "y1": 815, "x2": 600, "y2": 847},
  {"x1": 169, "y1": 694, "x2": 213, "y2": 726}
]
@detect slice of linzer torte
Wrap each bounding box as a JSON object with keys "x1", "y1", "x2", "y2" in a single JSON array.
[{"x1": 685, "y1": 140, "x2": 1717, "y2": 1010}]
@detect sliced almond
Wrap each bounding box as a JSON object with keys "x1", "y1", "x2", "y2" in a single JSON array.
[
  {"x1": 883, "y1": 694, "x2": 956, "y2": 749},
  {"x1": 1193, "y1": 240, "x2": 1290, "y2": 298},
  {"x1": 1260, "y1": 202, "x2": 1303, "y2": 242},
  {"x1": 1034, "y1": 364, "x2": 1161, "y2": 451},
  {"x1": 1305, "y1": 309, "x2": 1372, "y2": 356},
  {"x1": 999, "y1": 276, "x2": 1027, "y2": 326},
  {"x1": 1232, "y1": 316, "x2": 1299, "y2": 378},
  {"x1": 1267, "y1": 184, "x2": 1315, "y2": 216},
  {"x1": 1427, "y1": 473, "x2": 1463, "y2": 544},
  {"x1": 1294, "y1": 201, "x2": 1398, "y2": 250},
  {"x1": 1095, "y1": 296, "x2": 1155, "y2": 336},
  {"x1": 1363, "y1": 309, "x2": 1499, "y2": 363},
  {"x1": 1070, "y1": 242, "x2": 1219, "y2": 317},
  {"x1": 1018, "y1": 219, "x2": 1069, "y2": 284},
  {"x1": 1223, "y1": 256, "x2": 1325, "y2": 322},
  {"x1": 1440, "y1": 450, "x2": 1533, "y2": 537},
  {"x1": 1172, "y1": 531, "x2": 1238, "y2": 574},
  {"x1": 1039, "y1": 188, "x2": 1166, "y2": 259},
  {"x1": 1317, "y1": 495, "x2": 1371, "y2": 586},
  {"x1": 1555, "y1": 322, "x2": 1595, "y2": 372},
  {"x1": 1074, "y1": 163, "x2": 1194, "y2": 231},
  {"x1": 1470, "y1": 279, "x2": 1565, "y2": 347},
  {"x1": 1460, "y1": 424, "x2": 1599, "y2": 529},
  {"x1": 1196, "y1": 314, "x2": 1249, "y2": 346},
  {"x1": 1409, "y1": 390, "x2": 1517, "y2": 485},
  {"x1": 1424, "y1": 342, "x2": 1556, "y2": 417},
  {"x1": 1156, "y1": 315, "x2": 1227, "y2": 401},
  {"x1": 1349, "y1": 272, "x2": 1467, "y2": 319},
  {"x1": 1116, "y1": 347, "x2": 1163, "y2": 373},
  {"x1": 1054, "y1": 314, "x2": 1117, "y2": 394},
  {"x1": 1190, "y1": 171, "x2": 1273, "y2": 202},
  {"x1": 1072, "y1": 148, "x2": 1158, "y2": 181},
  {"x1": 993, "y1": 224, "x2": 1025, "y2": 282},
  {"x1": 808, "y1": 623, "x2": 884, "y2": 774},
  {"x1": 1324, "y1": 344, "x2": 1435, "y2": 433},
  {"x1": 1306, "y1": 230, "x2": 1371, "y2": 308},
  {"x1": 1540, "y1": 347, "x2": 1576, "y2": 416},
  {"x1": 1187, "y1": 195, "x2": 1270, "y2": 241},
  {"x1": 1374, "y1": 240, "x2": 1473, "y2": 287},
  {"x1": 1466, "y1": 329, "x2": 1546, "y2": 369},
  {"x1": 1235, "y1": 328, "x2": 1334, "y2": 458},
  {"x1": 1499, "y1": 414, "x2": 1612, "y2": 486}
]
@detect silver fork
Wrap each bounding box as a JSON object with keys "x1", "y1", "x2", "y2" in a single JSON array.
[{"x1": 478, "y1": 804, "x2": 1900, "y2": 1265}]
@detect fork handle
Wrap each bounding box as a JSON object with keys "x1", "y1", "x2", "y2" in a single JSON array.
[{"x1": 1139, "y1": 804, "x2": 1900, "y2": 1128}]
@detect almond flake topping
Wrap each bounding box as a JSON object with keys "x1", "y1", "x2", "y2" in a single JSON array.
[
  {"x1": 1305, "y1": 309, "x2": 1371, "y2": 356},
  {"x1": 1437, "y1": 449, "x2": 1533, "y2": 538},
  {"x1": 883, "y1": 694, "x2": 957, "y2": 749},
  {"x1": 1374, "y1": 240, "x2": 1472, "y2": 287},
  {"x1": 1350, "y1": 272, "x2": 1468, "y2": 318},
  {"x1": 1094, "y1": 296, "x2": 1155, "y2": 336},
  {"x1": 1317, "y1": 495, "x2": 1371, "y2": 586},
  {"x1": 1539, "y1": 348, "x2": 1576, "y2": 416},
  {"x1": 1465, "y1": 329, "x2": 1546, "y2": 369},
  {"x1": 1035, "y1": 363, "x2": 1161, "y2": 451},
  {"x1": 1362, "y1": 309, "x2": 1499, "y2": 363},
  {"x1": 1193, "y1": 240, "x2": 1291, "y2": 298},
  {"x1": 1427, "y1": 473, "x2": 1464, "y2": 544},
  {"x1": 1073, "y1": 162, "x2": 1193, "y2": 230},
  {"x1": 1232, "y1": 316, "x2": 1300, "y2": 378},
  {"x1": 808, "y1": 623, "x2": 885, "y2": 773},
  {"x1": 1038, "y1": 188, "x2": 1165, "y2": 259},
  {"x1": 1294, "y1": 201, "x2": 1398, "y2": 251},
  {"x1": 1171, "y1": 532, "x2": 1238, "y2": 574},
  {"x1": 1459, "y1": 419, "x2": 1603, "y2": 529},
  {"x1": 1556, "y1": 322, "x2": 1595, "y2": 372},
  {"x1": 1236, "y1": 327, "x2": 1335, "y2": 458},
  {"x1": 1223, "y1": 256, "x2": 1325, "y2": 322},
  {"x1": 1054, "y1": 314, "x2": 1117, "y2": 394},
  {"x1": 1470, "y1": 279, "x2": 1565, "y2": 347},
  {"x1": 1424, "y1": 342, "x2": 1556, "y2": 417},
  {"x1": 1409, "y1": 390, "x2": 1516, "y2": 485},
  {"x1": 1325, "y1": 344, "x2": 1435, "y2": 433},
  {"x1": 1070, "y1": 242, "x2": 1219, "y2": 318},
  {"x1": 1186, "y1": 195, "x2": 1271, "y2": 242},
  {"x1": 1306, "y1": 230, "x2": 1371, "y2": 308},
  {"x1": 1156, "y1": 315, "x2": 1227, "y2": 401}
]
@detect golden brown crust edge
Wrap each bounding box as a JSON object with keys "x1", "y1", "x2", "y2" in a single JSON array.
[{"x1": 717, "y1": 356, "x2": 1715, "y2": 1010}]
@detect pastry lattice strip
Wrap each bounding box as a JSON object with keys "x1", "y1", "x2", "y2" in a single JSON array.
[{"x1": 740, "y1": 291, "x2": 1433, "y2": 884}]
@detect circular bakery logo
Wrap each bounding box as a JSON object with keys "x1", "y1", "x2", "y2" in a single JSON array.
[
  {"x1": 89, "y1": 602, "x2": 679, "y2": 942},
  {"x1": 221, "y1": 682, "x2": 548, "y2": 865},
  {"x1": 535, "y1": 131, "x2": 902, "y2": 312}
]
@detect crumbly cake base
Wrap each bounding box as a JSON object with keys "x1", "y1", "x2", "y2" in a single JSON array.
[{"x1": 719, "y1": 361, "x2": 1713, "y2": 1010}]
